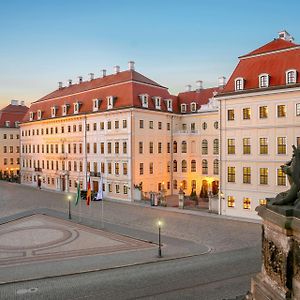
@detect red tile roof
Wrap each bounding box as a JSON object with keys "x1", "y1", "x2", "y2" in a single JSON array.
[
  {"x1": 0, "y1": 104, "x2": 29, "y2": 128},
  {"x1": 221, "y1": 39, "x2": 300, "y2": 94}
]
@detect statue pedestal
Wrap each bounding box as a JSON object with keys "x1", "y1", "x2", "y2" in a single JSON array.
[{"x1": 251, "y1": 205, "x2": 300, "y2": 299}]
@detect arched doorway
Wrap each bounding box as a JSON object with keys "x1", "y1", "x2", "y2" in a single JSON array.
[
  {"x1": 212, "y1": 180, "x2": 219, "y2": 195},
  {"x1": 200, "y1": 180, "x2": 208, "y2": 199}
]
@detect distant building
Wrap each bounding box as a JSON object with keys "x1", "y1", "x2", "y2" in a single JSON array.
[
  {"x1": 20, "y1": 62, "x2": 221, "y2": 201},
  {"x1": 217, "y1": 30, "x2": 300, "y2": 219},
  {"x1": 0, "y1": 100, "x2": 28, "y2": 178}
]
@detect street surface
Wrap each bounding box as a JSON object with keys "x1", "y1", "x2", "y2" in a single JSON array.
[{"x1": 0, "y1": 181, "x2": 262, "y2": 299}]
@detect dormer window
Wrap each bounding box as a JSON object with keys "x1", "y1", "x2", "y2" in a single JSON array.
[
  {"x1": 259, "y1": 74, "x2": 269, "y2": 88},
  {"x1": 37, "y1": 110, "x2": 42, "y2": 120},
  {"x1": 165, "y1": 99, "x2": 173, "y2": 112},
  {"x1": 62, "y1": 104, "x2": 70, "y2": 116},
  {"x1": 153, "y1": 97, "x2": 161, "y2": 110},
  {"x1": 73, "y1": 102, "x2": 81, "y2": 114},
  {"x1": 286, "y1": 69, "x2": 297, "y2": 84},
  {"x1": 107, "y1": 96, "x2": 115, "y2": 110},
  {"x1": 181, "y1": 104, "x2": 187, "y2": 113},
  {"x1": 15, "y1": 121, "x2": 20, "y2": 128},
  {"x1": 29, "y1": 112, "x2": 34, "y2": 121},
  {"x1": 139, "y1": 94, "x2": 149, "y2": 108},
  {"x1": 234, "y1": 77, "x2": 244, "y2": 91},
  {"x1": 5, "y1": 121, "x2": 10, "y2": 127},
  {"x1": 51, "y1": 106, "x2": 58, "y2": 118},
  {"x1": 93, "y1": 98, "x2": 101, "y2": 112},
  {"x1": 190, "y1": 102, "x2": 197, "y2": 112}
]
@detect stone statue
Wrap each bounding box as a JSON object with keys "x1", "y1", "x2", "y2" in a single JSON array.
[{"x1": 269, "y1": 145, "x2": 300, "y2": 207}]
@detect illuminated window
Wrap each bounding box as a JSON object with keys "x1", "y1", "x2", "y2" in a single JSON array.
[
  {"x1": 202, "y1": 139, "x2": 208, "y2": 155},
  {"x1": 191, "y1": 160, "x2": 196, "y2": 172},
  {"x1": 182, "y1": 160, "x2": 187, "y2": 172},
  {"x1": 260, "y1": 168, "x2": 268, "y2": 185},
  {"x1": 277, "y1": 105, "x2": 286, "y2": 118},
  {"x1": 277, "y1": 168, "x2": 286, "y2": 186},
  {"x1": 228, "y1": 167, "x2": 235, "y2": 183},
  {"x1": 259, "y1": 106, "x2": 268, "y2": 118},
  {"x1": 227, "y1": 139, "x2": 235, "y2": 154},
  {"x1": 260, "y1": 199, "x2": 267, "y2": 205},
  {"x1": 202, "y1": 159, "x2": 208, "y2": 174},
  {"x1": 243, "y1": 108, "x2": 251, "y2": 120},
  {"x1": 191, "y1": 180, "x2": 196, "y2": 189},
  {"x1": 228, "y1": 196, "x2": 235, "y2": 207},
  {"x1": 277, "y1": 137, "x2": 286, "y2": 154},
  {"x1": 227, "y1": 109, "x2": 234, "y2": 121},
  {"x1": 182, "y1": 180, "x2": 187, "y2": 190},
  {"x1": 259, "y1": 138, "x2": 268, "y2": 154},
  {"x1": 243, "y1": 138, "x2": 251, "y2": 154},
  {"x1": 243, "y1": 167, "x2": 251, "y2": 184},
  {"x1": 173, "y1": 180, "x2": 177, "y2": 190},
  {"x1": 243, "y1": 198, "x2": 251, "y2": 209}
]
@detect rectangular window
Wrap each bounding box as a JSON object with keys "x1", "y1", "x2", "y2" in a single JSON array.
[
  {"x1": 93, "y1": 123, "x2": 97, "y2": 131},
  {"x1": 100, "y1": 122, "x2": 104, "y2": 130},
  {"x1": 297, "y1": 137, "x2": 300, "y2": 147},
  {"x1": 149, "y1": 121, "x2": 153, "y2": 129},
  {"x1": 115, "y1": 120, "x2": 119, "y2": 129},
  {"x1": 277, "y1": 105, "x2": 286, "y2": 117},
  {"x1": 243, "y1": 108, "x2": 251, "y2": 120},
  {"x1": 123, "y1": 185, "x2": 128, "y2": 194},
  {"x1": 149, "y1": 162, "x2": 153, "y2": 174},
  {"x1": 158, "y1": 142, "x2": 162, "y2": 153},
  {"x1": 167, "y1": 142, "x2": 170, "y2": 153},
  {"x1": 115, "y1": 163, "x2": 119, "y2": 175},
  {"x1": 86, "y1": 143, "x2": 90, "y2": 154},
  {"x1": 228, "y1": 139, "x2": 235, "y2": 154},
  {"x1": 277, "y1": 168, "x2": 286, "y2": 186},
  {"x1": 101, "y1": 162, "x2": 105, "y2": 173},
  {"x1": 149, "y1": 142, "x2": 153, "y2": 154},
  {"x1": 107, "y1": 121, "x2": 111, "y2": 130},
  {"x1": 93, "y1": 143, "x2": 97, "y2": 154},
  {"x1": 123, "y1": 119, "x2": 127, "y2": 128},
  {"x1": 296, "y1": 103, "x2": 300, "y2": 116},
  {"x1": 243, "y1": 167, "x2": 251, "y2": 184},
  {"x1": 227, "y1": 109, "x2": 234, "y2": 121},
  {"x1": 243, "y1": 138, "x2": 251, "y2": 154},
  {"x1": 107, "y1": 142, "x2": 112, "y2": 154},
  {"x1": 158, "y1": 122, "x2": 162, "y2": 130},
  {"x1": 227, "y1": 196, "x2": 235, "y2": 208},
  {"x1": 139, "y1": 163, "x2": 144, "y2": 175},
  {"x1": 123, "y1": 163, "x2": 128, "y2": 175},
  {"x1": 116, "y1": 184, "x2": 120, "y2": 194},
  {"x1": 123, "y1": 142, "x2": 127, "y2": 154},
  {"x1": 108, "y1": 162, "x2": 112, "y2": 174},
  {"x1": 139, "y1": 120, "x2": 144, "y2": 129},
  {"x1": 277, "y1": 137, "x2": 286, "y2": 154},
  {"x1": 228, "y1": 166, "x2": 235, "y2": 183},
  {"x1": 167, "y1": 123, "x2": 170, "y2": 131},
  {"x1": 115, "y1": 142, "x2": 119, "y2": 154},
  {"x1": 243, "y1": 198, "x2": 251, "y2": 209},
  {"x1": 259, "y1": 106, "x2": 268, "y2": 118},
  {"x1": 100, "y1": 142, "x2": 104, "y2": 154},
  {"x1": 259, "y1": 138, "x2": 268, "y2": 155},
  {"x1": 108, "y1": 184, "x2": 112, "y2": 192},
  {"x1": 260, "y1": 168, "x2": 268, "y2": 185},
  {"x1": 139, "y1": 142, "x2": 143, "y2": 154}
]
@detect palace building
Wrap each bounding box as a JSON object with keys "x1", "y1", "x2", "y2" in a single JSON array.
[
  {"x1": 20, "y1": 62, "x2": 221, "y2": 202},
  {"x1": 20, "y1": 31, "x2": 300, "y2": 220},
  {"x1": 0, "y1": 100, "x2": 28, "y2": 179}
]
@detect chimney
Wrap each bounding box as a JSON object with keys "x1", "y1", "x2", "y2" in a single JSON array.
[
  {"x1": 20, "y1": 100, "x2": 25, "y2": 106},
  {"x1": 128, "y1": 61, "x2": 135, "y2": 71},
  {"x1": 185, "y1": 84, "x2": 192, "y2": 92},
  {"x1": 78, "y1": 76, "x2": 83, "y2": 84},
  {"x1": 11, "y1": 100, "x2": 18, "y2": 106},
  {"x1": 196, "y1": 80, "x2": 203, "y2": 92},
  {"x1": 89, "y1": 73, "x2": 94, "y2": 80},
  {"x1": 101, "y1": 69, "x2": 107, "y2": 77},
  {"x1": 114, "y1": 65, "x2": 120, "y2": 74},
  {"x1": 278, "y1": 30, "x2": 294, "y2": 42},
  {"x1": 218, "y1": 76, "x2": 226, "y2": 88},
  {"x1": 68, "y1": 79, "x2": 72, "y2": 86},
  {"x1": 58, "y1": 82, "x2": 63, "y2": 89}
]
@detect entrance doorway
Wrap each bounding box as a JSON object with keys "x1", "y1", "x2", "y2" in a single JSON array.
[
  {"x1": 200, "y1": 180, "x2": 208, "y2": 199},
  {"x1": 93, "y1": 180, "x2": 99, "y2": 192},
  {"x1": 62, "y1": 176, "x2": 66, "y2": 191},
  {"x1": 37, "y1": 177, "x2": 41, "y2": 189},
  {"x1": 212, "y1": 180, "x2": 219, "y2": 195}
]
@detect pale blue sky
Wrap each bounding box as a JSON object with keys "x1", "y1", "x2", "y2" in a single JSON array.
[{"x1": 1, "y1": 0, "x2": 300, "y2": 108}]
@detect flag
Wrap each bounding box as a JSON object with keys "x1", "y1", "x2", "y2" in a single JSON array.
[
  {"x1": 96, "y1": 175, "x2": 103, "y2": 201},
  {"x1": 86, "y1": 177, "x2": 91, "y2": 206},
  {"x1": 75, "y1": 180, "x2": 81, "y2": 206}
]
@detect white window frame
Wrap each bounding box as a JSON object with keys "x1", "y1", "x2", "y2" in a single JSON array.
[
  {"x1": 259, "y1": 73, "x2": 269, "y2": 88},
  {"x1": 296, "y1": 103, "x2": 300, "y2": 116},
  {"x1": 181, "y1": 104, "x2": 187, "y2": 113},
  {"x1": 277, "y1": 104, "x2": 287, "y2": 118},
  {"x1": 73, "y1": 102, "x2": 80, "y2": 114},
  {"x1": 139, "y1": 94, "x2": 149, "y2": 108},
  {"x1": 5, "y1": 121, "x2": 10, "y2": 127},
  {"x1": 234, "y1": 77, "x2": 244, "y2": 91},
  {"x1": 107, "y1": 96, "x2": 114, "y2": 110},
  {"x1": 165, "y1": 99, "x2": 173, "y2": 112},
  {"x1": 190, "y1": 102, "x2": 197, "y2": 112},
  {"x1": 51, "y1": 106, "x2": 57, "y2": 118},
  {"x1": 154, "y1": 97, "x2": 161, "y2": 110},
  {"x1": 29, "y1": 112, "x2": 34, "y2": 121},
  {"x1": 277, "y1": 136, "x2": 287, "y2": 155},
  {"x1": 37, "y1": 110, "x2": 42, "y2": 120},
  {"x1": 286, "y1": 69, "x2": 297, "y2": 84},
  {"x1": 62, "y1": 104, "x2": 68, "y2": 116},
  {"x1": 93, "y1": 99, "x2": 101, "y2": 112}
]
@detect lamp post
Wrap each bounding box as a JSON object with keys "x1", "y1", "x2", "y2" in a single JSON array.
[
  {"x1": 68, "y1": 195, "x2": 72, "y2": 220},
  {"x1": 157, "y1": 220, "x2": 162, "y2": 258}
]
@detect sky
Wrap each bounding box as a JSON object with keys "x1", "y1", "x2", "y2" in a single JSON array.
[{"x1": 1, "y1": 0, "x2": 300, "y2": 109}]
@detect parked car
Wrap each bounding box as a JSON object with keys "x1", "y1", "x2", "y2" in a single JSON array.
[{"x1": 80, "y1": 190, "x2": 97, "y2": 201}]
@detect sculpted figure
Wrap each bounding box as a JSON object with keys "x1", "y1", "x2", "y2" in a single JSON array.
[{"x1": 270, "y1": 145, "x2": 300, "y2": 207}]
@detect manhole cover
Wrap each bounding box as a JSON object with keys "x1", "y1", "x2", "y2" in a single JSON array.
[{"x1": 16, "y1": 287, "x2": 38, "y2": 295}]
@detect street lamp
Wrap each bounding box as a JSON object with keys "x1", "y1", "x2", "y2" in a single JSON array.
[
  {"x1": 157, "y1": 220, "x2": 162, "y2": 258},
  {"x1": 68, "y1": 195, "x2": 72, "y2": 220}
]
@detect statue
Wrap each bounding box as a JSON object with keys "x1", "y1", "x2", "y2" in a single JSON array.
[{"x1": 269, "y1": 145, "x2": 300, "y2": 207}]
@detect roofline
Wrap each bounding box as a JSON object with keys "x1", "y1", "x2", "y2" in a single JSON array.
[
  {"x1": 216, "y1": 83, "x2": 300, "y2": 99},
  {"x1": 239, "y1": 44, "x2": 300, "y2": 60},
  {"x1": 32, "y1": 80, "x2": 168, "y2": 104}
]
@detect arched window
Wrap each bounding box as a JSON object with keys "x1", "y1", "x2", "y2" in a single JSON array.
[
  {"x1": 173, "y1": 180, "x2": 177, "y2": 190},
  {"x1": 191, "y1": 160, "x2": 196, "y2": 172},
  {"x1": 213, "y1": 139, "x2": 219, "y2": 155},
  {"x1": 181, "y1": 141, "x2": 187, "y2": 153},
  {"x1": 202, "y1": 159, "x2": 208, "y2": 174},
  {"x1": 286, "y1": 69, "x2": 297, "y2": 84},
  {"x1": 182, "y1": 160, "x2": 187, "y2": 172},
  {"x1": 213, "y1": 159, "x2": 219, "y2": 175},
  {"x1": 202, "y1": 122, "x2": 207, "y2": 130},
  {"x1": 173, "y1": 141, "x2": 177, "y2": 153},
  {"x1": 259, "y1": 73, "x2": 269, "y2": 88},
  {"x1": 202, "y1": 139, "x2": 208, "y2": 155},
  {"x1": 234, "y1": 77, "x2": 244, "y2": 91},
  {"x1": 182, "y1": 180, "x2": 187, "y2": 190},
  {"x1": 173, "y1": 160, "x2": 177, "y2": 172}
]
